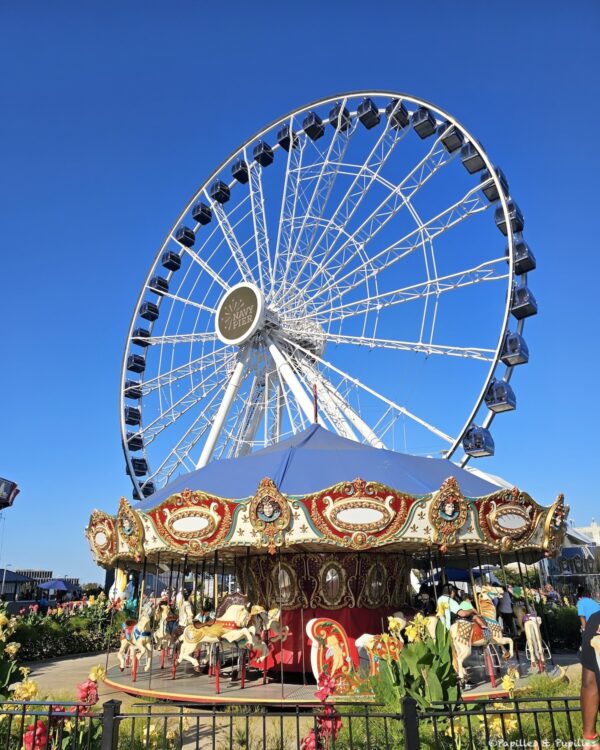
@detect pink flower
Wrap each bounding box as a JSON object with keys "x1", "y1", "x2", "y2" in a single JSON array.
[
  {"x1": 314, "y1": 672, "x2": 337, "y2": 702},
  {"x1": 23, "y1": 721, "x2": 47, "y2": 750},
  {"x1": 76, "y1": 679, "x2": 99, "y2": 706},
  {"x1": 300, "y1": 729, "x2": 317, "y2": 750}
]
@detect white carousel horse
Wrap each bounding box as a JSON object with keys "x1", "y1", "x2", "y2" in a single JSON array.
[
  {"x1": 177, "y1": 603, "x2": 256, "y2": 671},
  {"x1": 108, "y1": 567, "x2": 128, "y2": 603},
  {"x1": 118, "y1": 604, "x2": 154, "y2": 673},
  {"x1": 449, "y1": 617, "x2": 513, "y2": 682},
  {"x1": 153, "y1": 601, "x2": 173, "y2": 650},
  {"x1": 247, "y1": 607, "x2": 289, "y2": 662},
  {"x1": 523, "y1": 613, "x2": 547, "y2": 673}
]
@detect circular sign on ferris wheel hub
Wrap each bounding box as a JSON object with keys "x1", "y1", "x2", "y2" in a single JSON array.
[{"x1": 215, "y1": 283, "x2": 266, "y2": 346}]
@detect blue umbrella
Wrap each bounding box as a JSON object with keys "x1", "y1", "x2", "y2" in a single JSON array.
[{"x1": 39, "y1": 579, "x2": 76, "y2": 591}]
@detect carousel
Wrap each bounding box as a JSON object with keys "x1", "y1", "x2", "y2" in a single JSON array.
[
  {"x1": 86, "y1": 425, "x2": 568, "y2": 703},
  {"x1": 86, "y1": 91, "x2": 562, "y2": 704}
]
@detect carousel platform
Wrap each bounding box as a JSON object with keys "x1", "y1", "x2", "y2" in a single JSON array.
[{"x1": 102, "y1": 656, "x2": 515, "y2": 706}]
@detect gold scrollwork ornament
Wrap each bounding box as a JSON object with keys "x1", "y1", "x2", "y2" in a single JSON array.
[
  {"x1": 429, "y1": 477, "x2": 469, "y2": 550},
  {"x1": 248, "y1": 478, "x2": 291, "y2": 554}
]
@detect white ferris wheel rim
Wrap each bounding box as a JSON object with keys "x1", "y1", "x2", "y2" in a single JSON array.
[{"x1": 120, "y1": 90, "x2": 528, "y2": 498}]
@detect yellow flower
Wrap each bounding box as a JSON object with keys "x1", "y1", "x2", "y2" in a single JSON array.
[
  {"x1": 13, "y1": 679, "x2": 39, "y2": 701},
  {"x1": 437, "y1": 601, "x2": 449, "y2": 618},
  {"x1": 501, "y1": 673, "x2": 516, "y2": 696},
  {"x1": 0, "y1": 614, "x2": 8, "y2": 627},
  {"x1": 89, "y1": 665, "x2": 106, "y2": 683},
  {"x1": 445, "y1": 723, "x2": 466, "y2": 737},
  {"x1": 64, "y1": 719, "x2": 75, "y2": 732},
  {"x1": 4, "y1": 642, "x2": 20, "y2": 658},
  {"x1": 387, "y1": 616, "x2": 403, "y2": 634},
  {"x1": 19, "y1": 667, "x2": 31, "y2": 679}
]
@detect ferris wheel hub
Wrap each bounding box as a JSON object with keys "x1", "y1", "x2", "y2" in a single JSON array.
[{"x1": 215, "y1": 283, "x2": 266, "y2": 346}]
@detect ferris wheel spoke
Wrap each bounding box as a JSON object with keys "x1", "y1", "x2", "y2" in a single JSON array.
[
  {"x1": 310, "y1": 183, "x2": 491, "y2": 310},
  {"x1": 280, "y1": 335, "x2": 454, "y2": 444},
  {"x1": 305, "y1": 258, "x2": 508, "y2": 323},
  {"x1": 266, "y1": 336, "x2": 315, "y2": 423},
  {"x1": 196, "y1": 352, "x2": 250, "y2": 468},
  {"x1": 143, "y1": 379, "x2": 228, "y2": 481},
  {"x1": 276, "y1": 98, "x2": 355, "y2": 301},
  {"x1": 155, "y1": 290, "x2": 217, "y2": 315},
  {"x1": 316, "y1": 331, "x2": 495, "y2": 361},
  {"x1": 141, "y1": 347, "x2": 232, "y2": 394},
  {"x1": 295, "y1": 357, "x2": 356, "y2": 440},
  {"x1": 286, "y1": 130, "x2": 456, "y2": 310},
  {"x1": 145, "y1": 331, "x2": 218, "y2": 346},
  {"x1": 301, "y1": 361, "x2": 385, "y2": 448},
  {"x1": 284, "y1": 121, "x2": 411, "y2": 304},
  {"x1": 205, "y1": 189, "x2": 256, "y2": 283},
  {"x1": 243, "y1": 153, "x2": 273, "y2": 294},
  {"x1": 234, "y1": 375, "x2": 265, "y2": 457},
  {"x1": 138, "y1": 360, "x2": 232, "y2": 443},
  {"x1": 181, "y1": 245, "x2": 230, "y2": 291}
]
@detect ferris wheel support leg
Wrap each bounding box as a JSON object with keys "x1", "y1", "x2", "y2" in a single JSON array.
[
  {"x1": 266, "y1": 338, "x2": 315, "y2": 424},
  {"x1": 196, "y1": 354, "x2": 248, "y2": 468}
]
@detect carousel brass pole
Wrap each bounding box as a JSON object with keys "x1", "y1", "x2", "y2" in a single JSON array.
[
  {"x1": 213, "y1": 551, "x2": 219, "y2": 611},
  {"x1": 155, "y1": 551, "x2": 161, "y2": 596},
  {"x1": 300, "y1": 554, "x2": 307, "y2": 686},
  {"x1": 463, "y1": 544, "x2": 481, "y2": 614},
  {"x1": 174, "y1": 560, "x2": 181, "y2": 595},
  {"x1": 245, "y1": 546, "x2": 251, "y2": 598},
  {"x1": 220, "y1": 558, "x2": 226, "y2": 600},
  {"x1": 278, "y1": 547, "x2": 284, "y2": 700},
  {"x1": 427, "y1": 547, "x2": 439, "y2": 603},
  {"x1": 138, "y1": 555, "x2": 147, "y2": 618},
  {"x1": 199, "y1": 557, "x2": 206, "y2": 617},
  {"x1": 193, "y1": 561, "x2": 199, "y2": 616},
  {"x1": 167, "y1": 558, "x2": 174, "y2": 602}
]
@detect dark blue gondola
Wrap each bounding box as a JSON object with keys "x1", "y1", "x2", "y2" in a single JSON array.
[
  {"x1": 175, "y1": 226, "x2": 195, "y2": 248},
  {"x1": 253, "y1": 141, "x2": 274, "y2": 167},
  {"x1": 149, "y1": 276, "x2": 168, "y2": 296},
  {"x1": 438, "y1": 121, "x2": 464, "y2": 153},
  {"x1": 162, "y1": 251, "x2": 181, "y2": 272},
  {"x1": 124, "y1": 380, "x2": 142, "y2": 400},
  {"x1": 460, "y1": 142, "x2": 485, "y2": 173},
  {"x1": 511, "y1": 284, "x2": 537, "y2": 319},
  {"x1": 126, "y1": 353, "x2": 145, "y2": 374},
  {"x1": 385, "y1": 99, "x2": 409, "y2": 129},
  {"x1": 512, "y1": 236, "x2": 537, "y2": 275},
  {"x1": 277, "y1": 124, "x2": 298, "y2": 151},
  {"x1": 210, "y1": 181, "x2": 230, "y2": 204},
  {"x1": 357, "y1": 98, "x2": 380, "y2": 129},
  {"x1": 485, "y1": 379, "x2": 517, "y2": 413},
  {"x1": 126, "y1": 458, "x2": 148, "y2": 477},
  {"x1": 412, "y1": 107, "x2": 436, "y2": 139},
  {"x1": 124, "y1": 406, "x2": 142, "y2": 426},
  {"x1": 139, "y1": 301, "x2": 159, "y2": 322},
  {"x1": 303, "y1": 111, "x2": 325, "y2": 141},
  {"x1": 462, "y1": 425, "x2": 495, "y2": 457},
  {"x1": 480, "y1": 167, "x2": 509, "y2": 202},
  {"x1": 132, "y1": 328, "x2": 150, "y2": 347},
  {"x1": 500, "y1": 331, "x2": 529, "y2": 366},
  {"x1": 126, "y1": 432, "x2": 143, "y2": 451},
  {"x1": 192, "y1": 202, "x2": 212, "y2": 225},
  {"x1": 329, "y1": 103, "x2": 352, "y2": 131},
  {"x1": 232, "y1": 159, "x2": 249, "y2": 184},
  {"x1": 133, "y1": 482, "x2": 155, "y2": 500},
  {"x1": 495, "y1": 201, "x2": 524, "y2": 236}
]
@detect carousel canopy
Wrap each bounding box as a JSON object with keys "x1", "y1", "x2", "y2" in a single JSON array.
[
  {"x1": 137, "y1": 425, "x2": 500, "y2": 510},
  {"x1": 86, "y1": 425, "x2": 569, "y2": 569}
]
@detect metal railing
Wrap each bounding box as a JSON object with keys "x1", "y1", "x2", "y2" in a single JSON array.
[{"x1": 0, "y1": 695, "x2": 584, "y2": 750}]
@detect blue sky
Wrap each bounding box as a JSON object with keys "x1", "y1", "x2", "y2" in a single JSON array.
[{"x1": 0, "y1": 1, "x2": 598, "y2": 583}]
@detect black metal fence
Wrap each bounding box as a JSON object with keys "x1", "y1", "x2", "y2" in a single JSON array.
[{"x1": 0, "y1": 695, "x2": 584, "y2": 750}]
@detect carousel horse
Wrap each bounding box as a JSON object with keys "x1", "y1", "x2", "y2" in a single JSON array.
[
  {"x1": 118, "y1": 602, "x2": 154, "y2": 673},
  {"x1": 177, "y1": 598, "x2": 256, "y2": 672},
  {"x1": 153, "y1": 599, "x2": 174, "y2": 651},
  {"x1": 513, "y1": 601, "x2": 527, "y2": 635},
  {"x1": 523, "y1": 612, "x2": 546, "y2": 673},
  {"x1": 246, "y1": 607, "x2": 289, "y2": 662}
]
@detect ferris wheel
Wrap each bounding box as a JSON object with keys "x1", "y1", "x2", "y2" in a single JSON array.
[{"x1": 121, "y1": 91, "x2": 537, "y2": 500}]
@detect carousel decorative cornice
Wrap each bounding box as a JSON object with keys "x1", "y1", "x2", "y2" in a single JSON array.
[{"x1": 85, "y1": 475, "x2": 569, "y2": 568}]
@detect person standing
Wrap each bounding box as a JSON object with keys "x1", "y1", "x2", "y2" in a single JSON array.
[
  {"x1": 581, "y1": 610, "x2": 600, "y2": 748},
  {"x1": 498, "y1": 585, "x2": 515, "y2": 635},
  {"x1": 578, "y1": 587, "x2": 600, "y2": 632}
]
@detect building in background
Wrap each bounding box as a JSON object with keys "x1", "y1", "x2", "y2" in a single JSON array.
[
  {"x1": 16, "y1": 570, "x2": 80, "y2": 588},
  {"x1": 574, "y1": 519, "x2": 600, "y2": 545}
]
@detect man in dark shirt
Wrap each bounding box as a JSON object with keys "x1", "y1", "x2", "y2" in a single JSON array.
[{"x1": 581, "y1": 610, "x2": 600, "y2": 747}]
